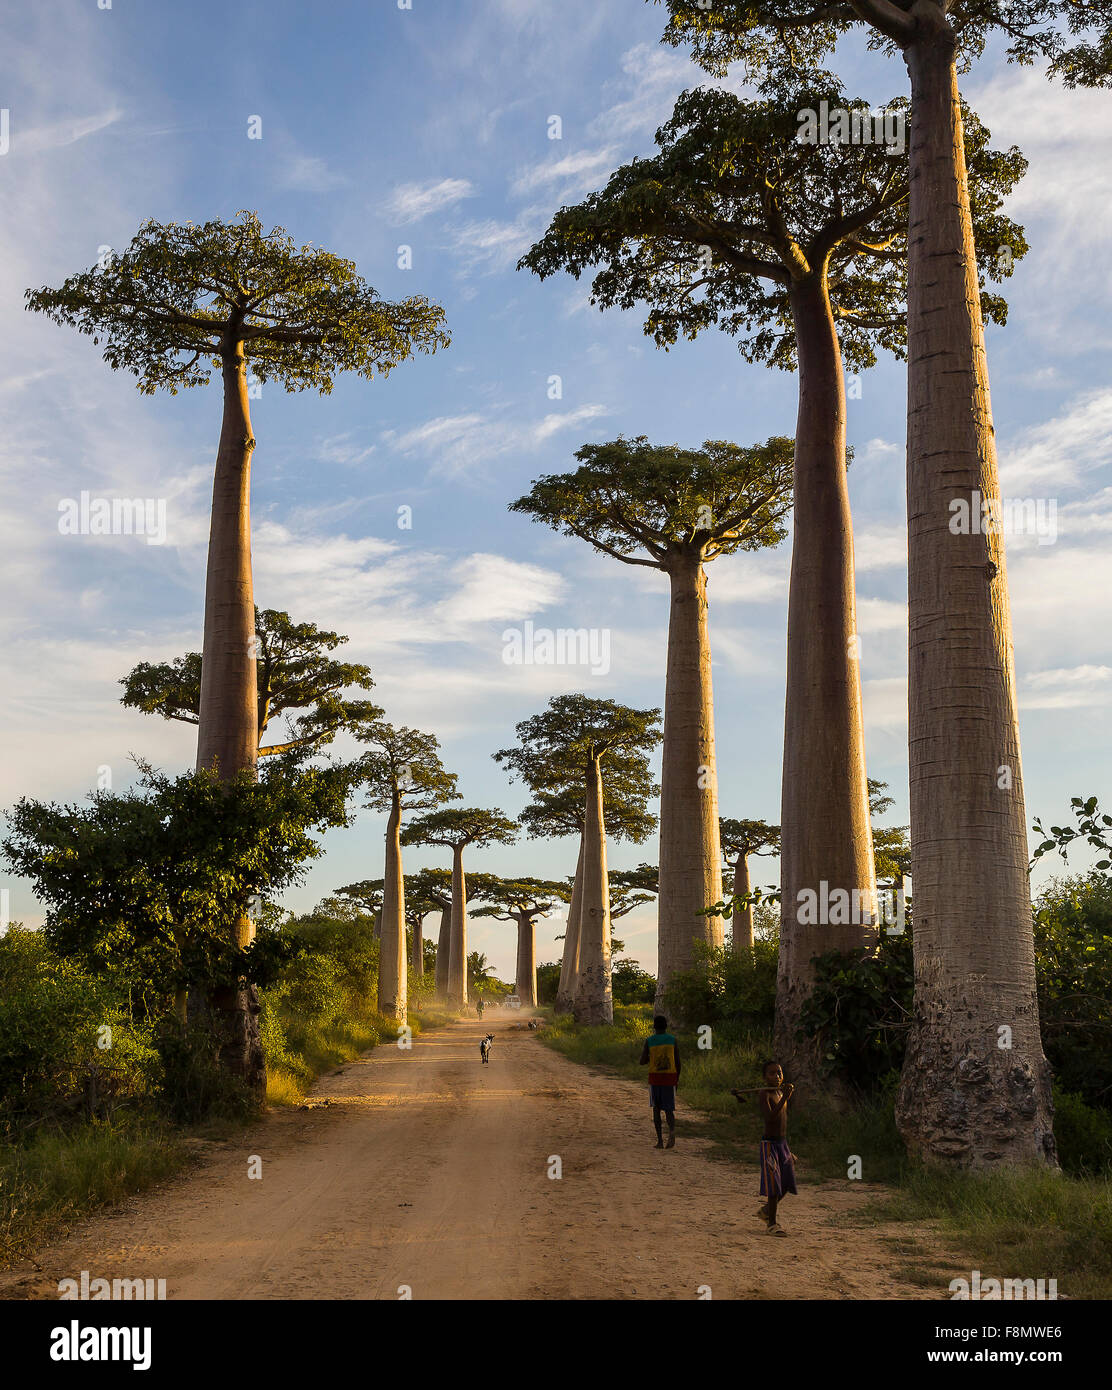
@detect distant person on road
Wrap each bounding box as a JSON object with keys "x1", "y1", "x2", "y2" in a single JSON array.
[
  {"x1": 639, "y1": 1015, "x2": 680, "y2": 1149},
  {"x1": 476, "y1": 996, "x2": 485, "y2": 1019},
  {"x1": 732, "y1": 1060, "x2": 797, "y2": 1236},
  {"x1": 479, "y1": 1033, "x2": 494, "y2": 1064}
]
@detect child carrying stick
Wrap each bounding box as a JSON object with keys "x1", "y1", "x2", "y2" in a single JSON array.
[{"x1": 731, "y1": 1060, "x2": 799, "y2": 1236}]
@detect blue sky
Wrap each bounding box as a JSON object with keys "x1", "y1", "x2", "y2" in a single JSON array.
[{"x1": 2, "y1": 0, "x2": 1110, "y2": 980}]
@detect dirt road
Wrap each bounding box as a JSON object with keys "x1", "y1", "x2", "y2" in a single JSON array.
[{"x1": 1, "y1": 1017, "x2": 962, "y2": 1300}]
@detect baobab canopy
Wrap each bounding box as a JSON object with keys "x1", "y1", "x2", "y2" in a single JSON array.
[
  {"x1": 120, "y1": 608, "x2": 380, "y2": 759},
  {"x1": 520, "y1": 82, "x2": 1028, "y2": 372},
  {"x1": 510, "y1": 436, "x2": 794, "y2": 565},
  {"x1": 655, "y1": 0, "x2": 1112, "y2": 86},
  {"x1": 24, "y1": 210, "x2": 451, "y2": 395}
]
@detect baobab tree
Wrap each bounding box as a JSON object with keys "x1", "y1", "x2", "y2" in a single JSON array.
[
  {"x1": 609, "y1": 866, "x2": 659, "y2": 925},
  {"x1": 26, "y1": 211, "x2": 448, "y2": 1081},
  {"x1": 334, "y1": 880, "x2": 383, "y2": 938},
  {"x1": 471, "y1": 878, "x2": 570, "y2": 1007},
  {"x1": 401, "y1": 808, "x2": 518, "y2": 1008},
  {"x1": 655, "y1": 0, "x2": 1094, "y2": 1165},
  {"x1": 720, "y1": 818, "x2": 781, "y2": 952},
  {"x1": 517, "y1": 773, "x2": 658, "y2": 1013},
  {"x1": 495, "y1": 695, "x2": 662, "y2": 1024},
  {"x1": 351, "y1": 719, "x2": 458, "y2": 1021},
  {"x1": 520, "y1": 76, "x2": 1026, "y2": 1082},
  {"x1": 510, "y1": 437, "x2": 792, "y2": 1006},
  {"x1": 121, "y1": 608, "x2": 379, "y2": 760},
  {"x1": 405, "y1": 867, "x2": 454, "y2": 982}
]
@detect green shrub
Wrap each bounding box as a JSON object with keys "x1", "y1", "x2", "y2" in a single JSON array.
[
  {"x1": 536, "y1": 962, "x2": 561, "y2": 1005},
  {"x1": 0, "y1": 1122, "x2": 188, "y2": 1263},
  {"x1": 1034, "y1": 874, "x2": 1112, "y2": 1110},
  {"x1": 152, "y1": 1020, "x2": 256, "y2": 1124},
  {"x1": 0, "y1": 927, "x2": 158, "y2": 1137},
  {"x1": 612, "y1": 958, "x2": 656, "y2": 1004},
  {"x1": 660, "y1": 939, "x2": 778, "y2": 1029},
  {"x1": 1053, "y1": 1087, "x2": 1112, "y2": 1176},
  {"x1": 799, "y1": 929, "x2": 914, "y2": 1093}
]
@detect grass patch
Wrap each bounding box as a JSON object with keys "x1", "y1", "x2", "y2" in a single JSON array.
[
  {"x1": 0, "y1": 1122, "x2": 189, "y2": 1266},
  {"x1": 874, "y1": 1165, "x2": 1112, "y2": 1299},
  {"x1": 264, "y1": 1001, "x2": 455, "y2": 1106},
  {"x1": 540, "y1": 1006, "x2": 1112, "y2": 1297}
]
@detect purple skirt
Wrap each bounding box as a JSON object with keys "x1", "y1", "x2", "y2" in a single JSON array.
[{"x1": 759, "y1": 1138, "x2": 797, "y2": 1199}]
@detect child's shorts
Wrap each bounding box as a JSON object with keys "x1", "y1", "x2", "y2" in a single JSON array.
[
  {"x1": 759, "y1": 1138, "x2": 797, "y2": 1199},
  {"x1": 649, "y1": 1085, "x2": 676, "y2": 1113}
]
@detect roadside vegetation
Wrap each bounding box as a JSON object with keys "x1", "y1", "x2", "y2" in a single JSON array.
[{"x1": 0, "y1": 905, "x2": 450, "y2": 1264}]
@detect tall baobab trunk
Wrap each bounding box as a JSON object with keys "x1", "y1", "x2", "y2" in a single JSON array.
[
  {"x1": 656, "y1": 551, "x2": 723, "y2": 1008},
  {"x1": 378, "y1": 792, "x2": 407, "y2": 1022},
  {"x1": 411, "y1": 912, "x2": 425, "y2": 978},
  {"x1": 775, "y1": 274, "x2": 877, "y2": 1085},
  {"x1": 196, "y1": 341, "x2": 264, "y2": 1091},
  {"x1": 373, "y1": 909, "x2": 382, "y2": 942},
  {"x1": 197, "y1": 342, "x2": 258, "y2": 783},
  {"x1": 574, "y1": 756, "x2": 613, "y2": 1024},
  {"x1": 896, "y1": 29, "x2": 1053, "y2": 1168},
  {"x1": 447, "y1": 844, "x2": 468, "y2": 1008},
  {"x1": 555, "y1": 839, "x2": 584, "y2": 1014},
  {"x1": 516, "y1": 913, "x2": 538, "y2": 1007},
  {"x1": 731, "y1": 851, "x2": 754, "y2": 953},
  {"x1": 435, "y1": 904, "x2": 451, "y2": 998}
]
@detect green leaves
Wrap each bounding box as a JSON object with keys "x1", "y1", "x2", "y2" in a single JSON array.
[
  {"x1": 469, "y1": 876, "x2": 571, "y2": 920},
  {"x1": 798, "y1": 929, "x2": 915, "y2": 1090},
  {"x1": 348, "y1": 715, "x2": 460, "y2": 814},
  {"x1": 25, "y1": 210, "x2": 449, "y2": 395},
  {"x1": 720, "y1": 816, "x2": 781, "y2": 859},
  {"x1": 510, "y1": 434, "x2": 794, "y2": 566},
  {"x1": 120, "y1": 606, "x2": 379, "y2": 757},
  {"x1": 400, "y1": 805, "x2": 519, "y2": 852},
  {"x1": 1, "y1": 761, "x2": 352, "y2": 997},
  {"x1": 494, "y1": 693, "x2": 662, "y2": 791},
  {"x1": 516, "y1": 783, "x2": 658, "y2": 844},
  {"x1": 1033, "y1": 873, "x2": 1112, "y2": 1108},
  {"x1": 656, "y1": 1, "x2": 1112, "y2": 89},
  {"x1": 1031, "y1": 795, "x2": 1112, "y2": 869},
  {"x1": 520, "y1": 81, "x2": 1027, "y2": 373}
]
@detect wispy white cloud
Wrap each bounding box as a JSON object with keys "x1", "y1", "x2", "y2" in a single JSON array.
[
  {"x1": 588, "y1": 43, "x2": 696, "y2": 142},
  {"x1": 9, "y1": 106, "x2": 123, "y2": 155},
  {"x1": 314, "y1": 432, "x2": 377, "y2": 467},
  {"x1": 510, "y1": 146, "x2": 619, "y2": 199},
  {"x1": 382, "y1": 404, "x2": 609, "y2": 479},
  {"x1": 385, "y1": 178, "x2": 476, "y2": 223},
  {"x1": 1021, "y1": 664, "x2": 1112, "y2": 710},
  {"x1": 969, "y1": 65, "x2": 1112, "y2": 301},
  {"x1": 277, "y1": 154, "x2": 349, "y2": 193},
  {"x1": 854, "y1": 522, "x2": 908, "y2": 572},
  {"x1": 999, "y1": 388, "x2": 1112, "y2": 496},
  {"x1": 434, "y1": 552, "x2": 565, "y2": 627},
  {"x1": 445, "y1": 214, "x2": 540, "y2": 275}
]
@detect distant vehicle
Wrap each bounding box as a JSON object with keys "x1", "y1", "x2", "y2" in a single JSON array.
[{"x1": 506, "y1": 995, "x2": 522, "y2": 1009}]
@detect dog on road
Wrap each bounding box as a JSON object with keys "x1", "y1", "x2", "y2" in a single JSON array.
[{"x1": 479, "y1": 1034, "x2": 494, "y2": 1064}]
